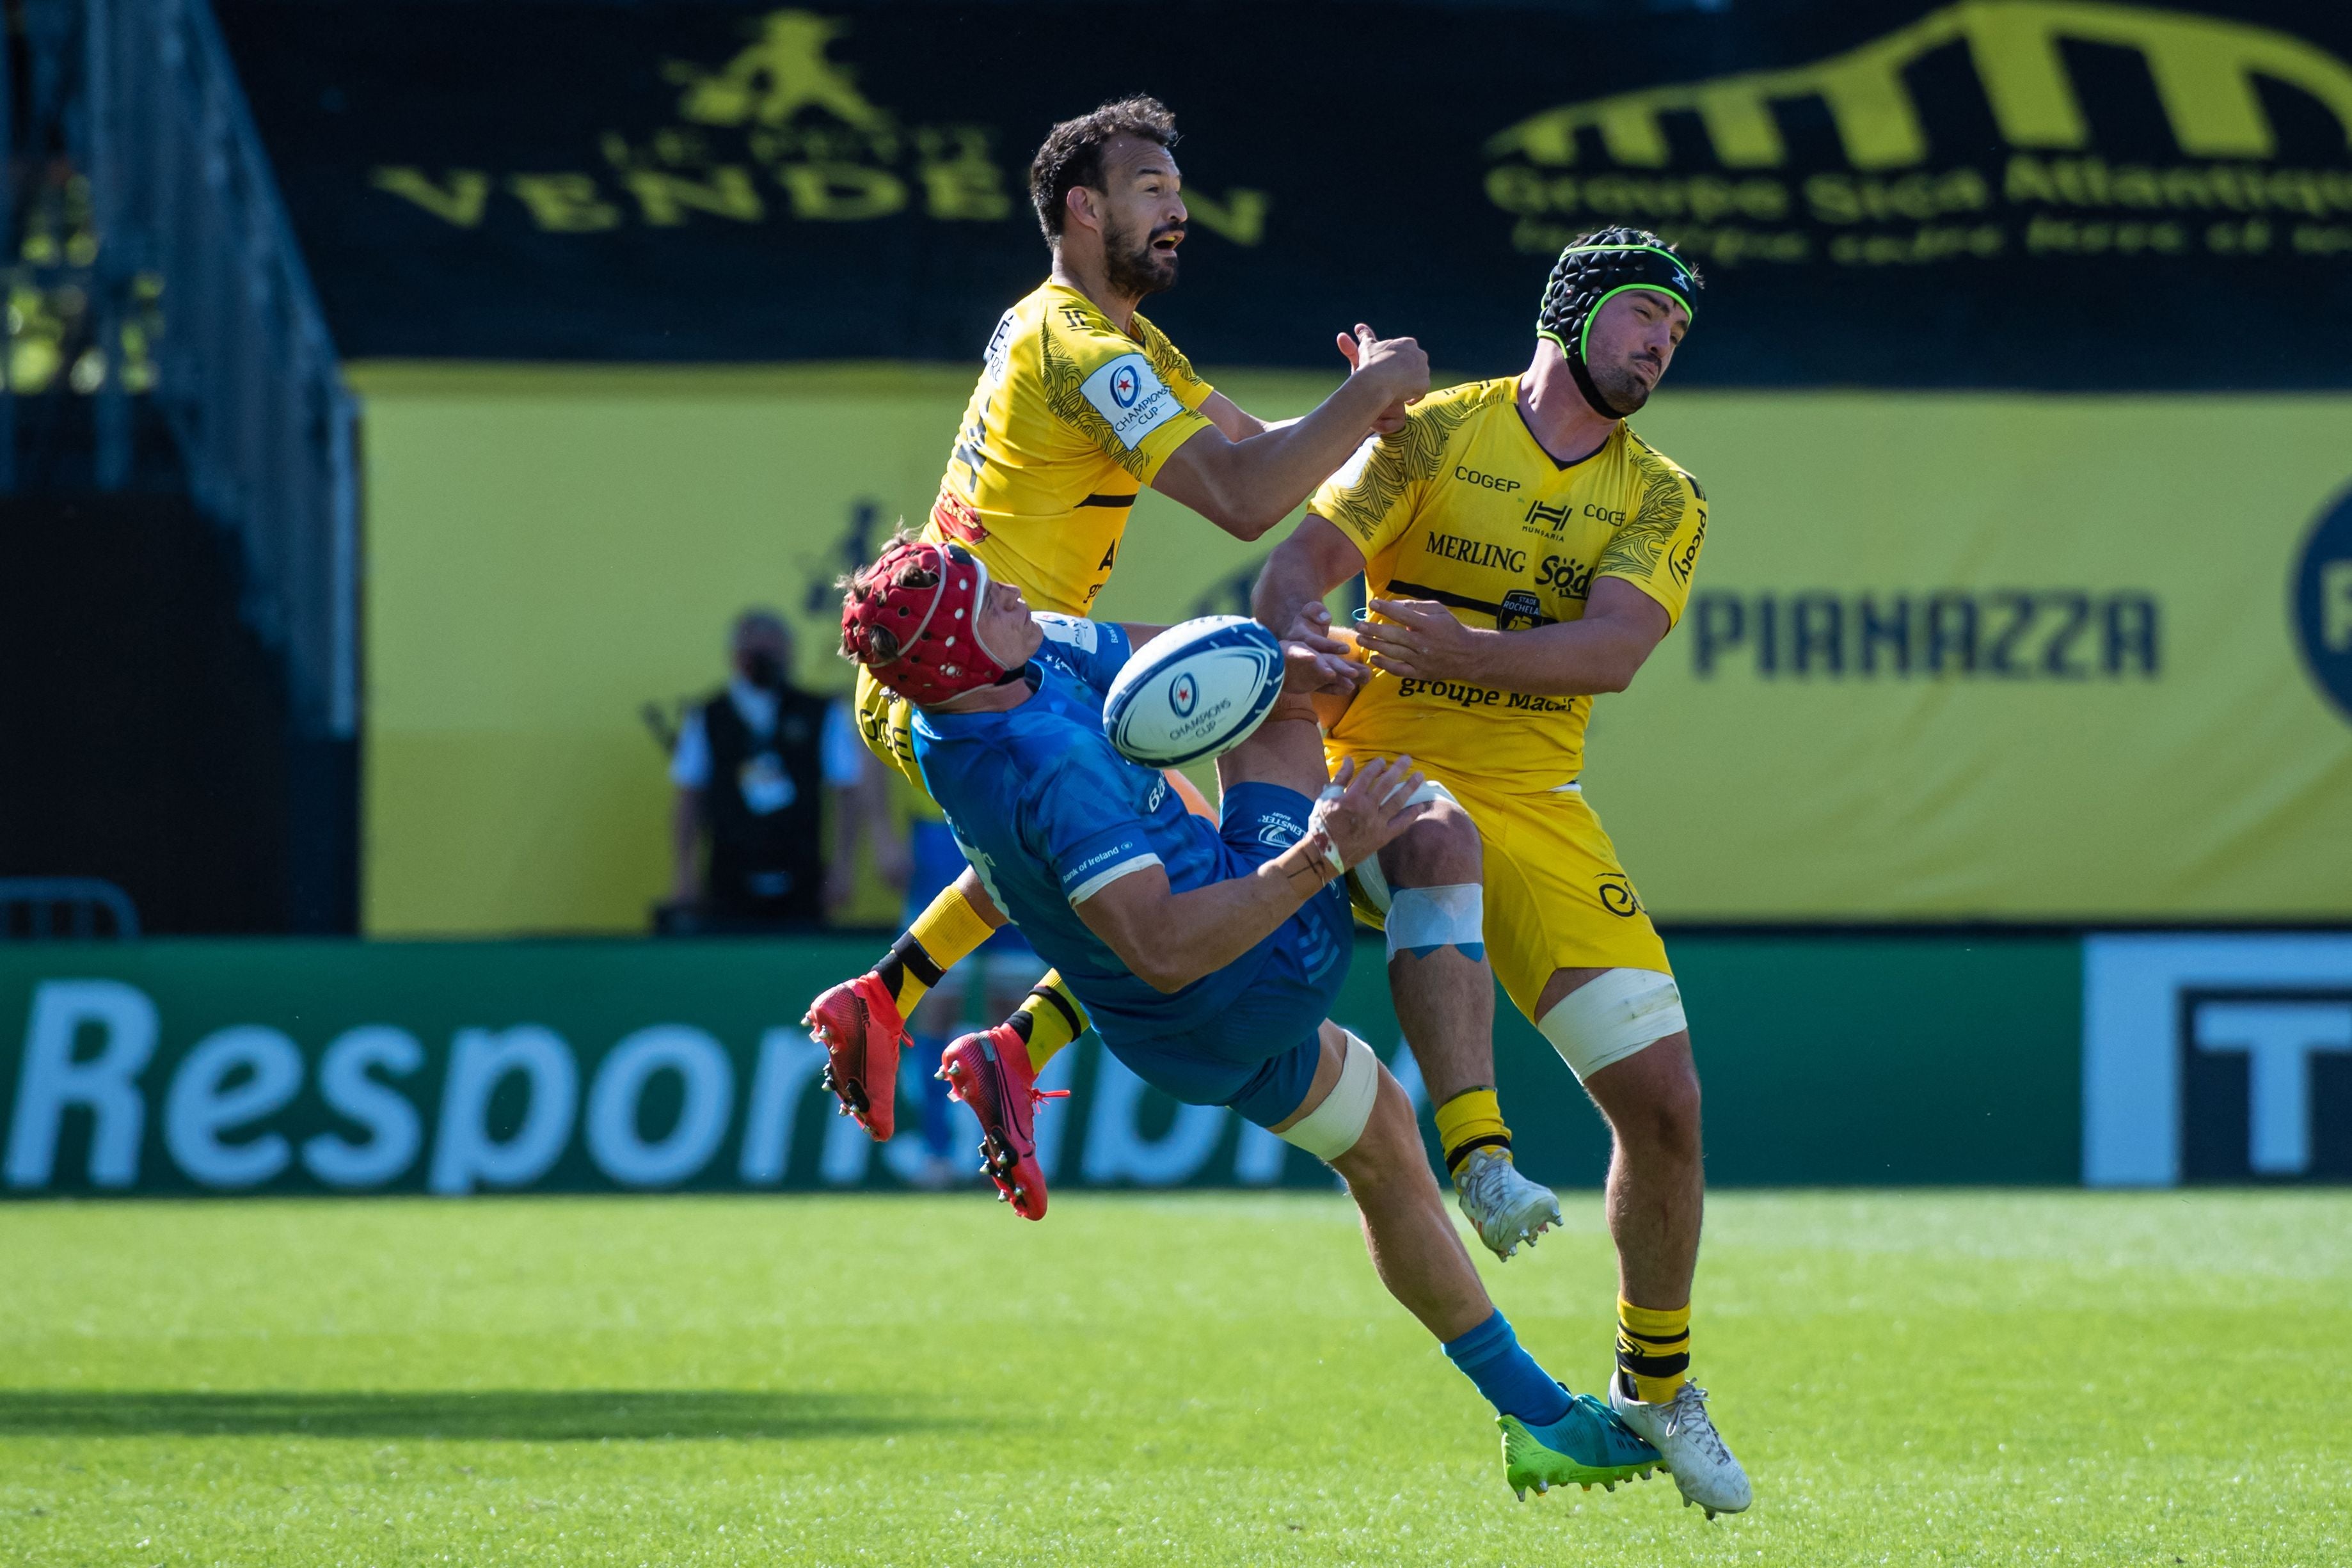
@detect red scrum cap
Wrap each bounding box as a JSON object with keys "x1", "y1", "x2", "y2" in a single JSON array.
[{"x1": 839, "y1": 537, "x2": 1015, "y2": 705}]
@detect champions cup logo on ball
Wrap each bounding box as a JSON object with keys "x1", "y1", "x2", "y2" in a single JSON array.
[{"x1": 1170, "y1": 672, "x2": 1198, "y2": 717}]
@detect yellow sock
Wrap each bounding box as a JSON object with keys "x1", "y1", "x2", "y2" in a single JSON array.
[
  {"x1": 1431, "y1": 1088, "x2": 1513, "y2": 1176},
  {"x1": 1616, "y1": 1298, "x2": 1691, "y2": 1405},
  {"x1": 874, "y1": 883, "x2": 996, "y2": 1017},
  {"x1": 1007, "y1": 975, "x2": 1087, "y2": 1075}
]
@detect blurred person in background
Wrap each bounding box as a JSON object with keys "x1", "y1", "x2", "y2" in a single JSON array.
[{"x1": 668, "y1": 608, "x2": 902, "y2": 931}]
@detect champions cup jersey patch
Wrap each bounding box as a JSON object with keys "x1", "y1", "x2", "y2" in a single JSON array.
[
  {"x1": 1081, "y1": 354, "x2": 1184, "y2": 447},
  {"x1": 1310, "y1": 376, "x2": 1708, "y2": 790},
  {"x1": 926, "y1": 281, "x2": 1217, "y2": 615}
]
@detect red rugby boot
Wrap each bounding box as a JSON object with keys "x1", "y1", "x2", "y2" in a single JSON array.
[
  {"x1": 802, "y1": 972, "x2": 907, "y2": 1140},
  {"x1": 939, "y1": 1024, "x2": 1067, "y2": 1221}
]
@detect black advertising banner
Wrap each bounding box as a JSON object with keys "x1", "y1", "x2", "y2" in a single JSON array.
[{"x1": 219, "y1": 0, "x2": 2352, "y2": 384}]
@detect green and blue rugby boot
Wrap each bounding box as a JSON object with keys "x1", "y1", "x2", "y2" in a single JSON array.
[{"x1": 1497, "y1": 1390, "x2": 1662, "y2": 1501}]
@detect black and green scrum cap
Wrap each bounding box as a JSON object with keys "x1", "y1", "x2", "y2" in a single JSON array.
[{"x1": 1535, "y1": 241, "x2": 1699, "y2": 416}]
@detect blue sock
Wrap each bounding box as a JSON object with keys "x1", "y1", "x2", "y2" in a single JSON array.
[{"x1": 1443, "y1": 1310, "x2": 1571, "y2": 1426}]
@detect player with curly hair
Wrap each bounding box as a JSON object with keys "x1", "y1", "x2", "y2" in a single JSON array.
[{"x1": 807, "y1": 97, "x2": 1562, "y2": 1264}]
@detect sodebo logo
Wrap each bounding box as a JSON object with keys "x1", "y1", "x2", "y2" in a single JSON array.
[{"x1": 2294, "y1": 486, "x2": 2352, "y2": 725}]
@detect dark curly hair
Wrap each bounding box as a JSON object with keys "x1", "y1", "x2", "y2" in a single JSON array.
[{"x1": 1028, "y1": 95, "x2": 1179, "y2": 243}]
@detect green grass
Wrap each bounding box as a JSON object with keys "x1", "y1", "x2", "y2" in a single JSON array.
[{"x1": 2, "y1": 1191, "x2": 2347, "y2": 1566}]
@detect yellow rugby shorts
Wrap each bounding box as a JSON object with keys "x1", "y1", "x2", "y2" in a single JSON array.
[
  {"x1": 854, "y1": 665, "x2": 930, "y2": 799},
  {"x1": 1333, "y1": 753, "x2": 1671, "y2": 1024}
]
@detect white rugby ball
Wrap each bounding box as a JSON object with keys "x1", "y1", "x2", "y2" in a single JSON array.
[{"x1": 1102, "y1": 615, "x2": 1285, "y2": 768}]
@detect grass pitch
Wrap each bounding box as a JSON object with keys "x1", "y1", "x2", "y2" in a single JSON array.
[{"x1": 2, "y1": 1191, "x2": 2346, "y2": 1567}]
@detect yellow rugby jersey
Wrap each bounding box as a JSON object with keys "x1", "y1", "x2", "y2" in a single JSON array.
[
  {"x1": 925, "y1": 281, "x2": 1217, "y2": 615},
  {"x1": 1310, "y1": 376, "x2": 1708, "y2": 791}
]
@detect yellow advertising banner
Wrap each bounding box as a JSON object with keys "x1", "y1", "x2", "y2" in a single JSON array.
[{"x1": 352, "y1": 363, "x2": 2352, "y2": 933}]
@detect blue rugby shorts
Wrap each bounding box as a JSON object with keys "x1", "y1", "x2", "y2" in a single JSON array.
[{"x1": 1099, "y1": 780, "x2": 1355, "y2": 1128}]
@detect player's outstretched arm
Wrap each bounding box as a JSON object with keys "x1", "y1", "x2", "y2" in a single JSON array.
[
  {"x1": 1150, "y1": 326, "x2": 1429, "y2": 542},
  {"x1": 1356, "y1": 576, "x2": 1671, "y2": 697},
  {"x1": 1195, "y1": 330, "x2": 1411, "y2": 443},
  {"x1": 1253, "y1": 514, "x2": 1371, "y2": 650},
  {"x1": 1076, "y1": 756, "x2": 1429, "y2": 994}
]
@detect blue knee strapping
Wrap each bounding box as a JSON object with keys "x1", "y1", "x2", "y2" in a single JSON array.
[{"x1": 1387, "y1": 883, "x2": 1486, "y2": 963}]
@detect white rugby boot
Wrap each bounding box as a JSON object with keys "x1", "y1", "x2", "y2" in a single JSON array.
[
  {"x1": 1609, "y1": 1373, "x2": 1751, "y2": 1519},
  {"x1": 1450, "y1": 1146, "x2": 1562, "y2": 1260}
]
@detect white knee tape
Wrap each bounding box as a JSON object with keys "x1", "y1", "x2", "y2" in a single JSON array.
[
  {"x1": 1386, "y1": 883, "x2": 1484, "y2": 961},
  {"x1": 1278, "y1": 1029, "x2": 1379, "y2": 1162},
  {"x1": 1338, "y1": 779, "x2": 1461, "y2": 918},
  {"x1": 1536, "y1": 969, "x2": 1685, "y2": 1082}
]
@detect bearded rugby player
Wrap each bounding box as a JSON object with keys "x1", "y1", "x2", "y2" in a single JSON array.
[
  {"x1": 836, "y1": 534, "x2": 1664, "y2": 1501},
  {"x1": 806, "y1": 96, "x2": 1563, "y2": 1258},
  {"x1": 1253, "y1": 228, "x2": 1749, "y2": 1517}
]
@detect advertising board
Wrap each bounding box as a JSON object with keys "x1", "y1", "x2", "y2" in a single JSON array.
[
  {"x1": 1, "y1": 934, "x2": 2079, "y2": 1196},
  {"x1": 354, "y1": 370, "x2": 2352, "y2": 933},
  {"x1": 223, "y1": 1, "x2": 2352, "y2": 388}
]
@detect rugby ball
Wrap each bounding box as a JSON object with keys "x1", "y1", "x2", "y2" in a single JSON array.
[{"x1": 1102, "y1": 615, "x2": 1285, "y2": 768}]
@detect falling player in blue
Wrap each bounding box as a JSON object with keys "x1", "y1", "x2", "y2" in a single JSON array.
[{"x1": 838, "y1": 535, "x2": 1664, "y2": 1500}]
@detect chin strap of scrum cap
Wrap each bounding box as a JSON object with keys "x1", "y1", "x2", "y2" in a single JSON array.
[{"x1": 1534, "y1": 242, "x2": 1699, "y2": 419}]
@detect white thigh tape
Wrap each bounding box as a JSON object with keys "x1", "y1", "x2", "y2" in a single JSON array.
[
  {"x1": 1333, "y1": 778, "x2": 1461, "y2": 917},
  {"x1": 1279, "y1": 1029, "x2": 1379, "y2": 1161},
  {"x1": 1386, "y1": 883, "x2": 1484, "y2": 961},
  {"x1": 1537, "y1": 969, "x2": 1686, "y2": 1082}
]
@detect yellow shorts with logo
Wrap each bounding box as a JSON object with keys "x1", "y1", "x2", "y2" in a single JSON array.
[
  {"x1": 1331, "y1": 750, "x2": 1671, "y2": 1024},
  {"x1": 854, "y1": 665, "x2": 930, "y2": 799}
]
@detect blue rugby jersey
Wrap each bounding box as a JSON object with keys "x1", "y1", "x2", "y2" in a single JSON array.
[{"x1": 912, "y1": 616, "x2": 1283, "y2": 1044}]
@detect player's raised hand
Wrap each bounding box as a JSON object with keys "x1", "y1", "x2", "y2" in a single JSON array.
[
  {"x1": 1315, "y1": 754, "x2": 1432, "y2": 869},
  {"x1": 1280, "y1": 632, "x2": 1369, "y2": 699},
  {"x1": 1335, "y1": 331, "x2": 1411, "y2": 435},
  {"x1": 1355, "y1": 596, "x2": 1490, "y2": 683},
  {"x1": 1337, "y1": 324, "x2": 1427, "y2": 429},
  {"x1": 1281, "y1": 599, "x2": 1355, "y2": 661}
]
